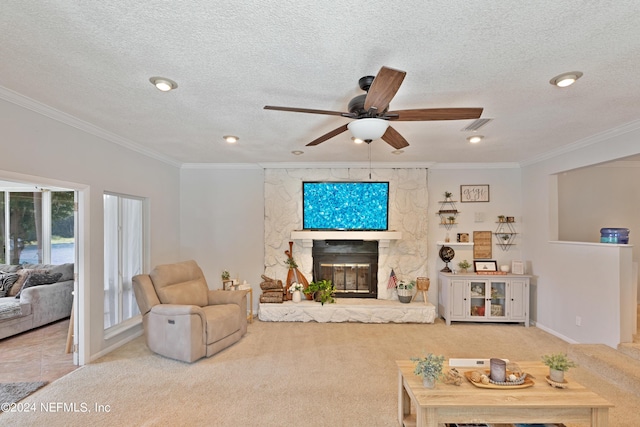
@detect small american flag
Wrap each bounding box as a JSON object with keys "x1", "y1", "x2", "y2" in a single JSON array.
[{"x1": 387, "y1": 269, "x2": 398, "y2": 289}]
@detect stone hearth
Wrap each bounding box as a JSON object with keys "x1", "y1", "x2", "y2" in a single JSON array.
[{"x1": 258, "y1": 299, "x2": 436, "y2": 323}]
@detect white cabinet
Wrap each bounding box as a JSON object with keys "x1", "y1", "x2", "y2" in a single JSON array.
[{"x1": 438, "y1": 273, "x2": 530, "y2": 326}]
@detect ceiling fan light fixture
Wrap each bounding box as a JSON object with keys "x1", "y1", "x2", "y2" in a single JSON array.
[
  {"x1": 149, "y1": 77, "x2": 178, "y2": 91},
  {"x1": 351, "y1": 137, "x2": 365, "y2": 144},
  {"x1": 549, "y1": 71, "x2": 583, "y2": 88},
  {"x1": 467, "y1": 135, "x2": 484, "y2": 144},
  {"x1": 347, "y1": 118, "x2": 389, "y2": 142},
  {"x1": 223, "y1": 135, "x2": 239, "y2": 143}
]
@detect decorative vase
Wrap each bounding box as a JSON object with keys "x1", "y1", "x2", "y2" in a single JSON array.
[
  {"x1": 422, "y1": 377, "x2": 435, "y2": 389},
  {"x1": 292, "y1": 290, "x2": 302, "y2": 303},
  {"x1": 549, "y1": 368, "x2": 565, "y2": 383}
]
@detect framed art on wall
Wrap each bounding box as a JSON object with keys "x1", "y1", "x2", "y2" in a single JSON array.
[{"x1": 460, "y1": 185, "x2": 490, "y2": 203}]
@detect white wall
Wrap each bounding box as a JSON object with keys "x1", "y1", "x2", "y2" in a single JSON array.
[
  {"x1": 427, "y1": 166, "x2": 523, "y2": 305},
  {"x1": 522, "y1": 123, "x2": 640, "y2": 347},
  {"x1": 0, "y1": 98, "x2": 181, "y2": 361},
  {"x1": 179, "y1": 166, "x2": 265, "y2": 312}
]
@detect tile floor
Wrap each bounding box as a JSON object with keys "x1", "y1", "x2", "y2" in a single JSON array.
[{"x1": 0, "y1": 319, "x2": 77, "y2": 384}]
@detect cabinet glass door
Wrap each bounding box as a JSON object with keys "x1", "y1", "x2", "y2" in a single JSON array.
[
  {"x1": 469, "y1": 281, "x2": 486, "y2": 317},
  {"x1": 489, "y1": 281, "x2": 506, "y2": 318}
]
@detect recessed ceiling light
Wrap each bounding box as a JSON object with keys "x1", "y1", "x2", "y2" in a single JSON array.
[
  {"x1": 467, "y1": 135, "x2": 484, "y2": 144},
  {"x1": 549, "y1": 71, "x2": 583, "y2": 88},
  {"x1": 149, "y1": 77, "x2": 178, "y2": 91},
  {"x1": 391, "y1": 150, "x2": 404, "y2": 155},
  {"x1": 291, "y1": 150, "x2": 304, "y2": 155},
  {"x1": 223, "y1": 135, "x2": 239, "y2": 143}
]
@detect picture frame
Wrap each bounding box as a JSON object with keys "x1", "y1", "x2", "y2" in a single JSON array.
[
  {"x1": 457, "y1": 232, "x2": 470, "y2": 243},
  {"x1": 460, "y1": 185, "x2": 490, "y2": 203},
  {"x1": 474, "y1": 260, "x2": 497, "y2": 272},
  {"x1": 473, "y1": 231, "x2": 492, "y2": 259},
  {"x1": 511, "y1": 260, "x2": 524, "y2": 275}
]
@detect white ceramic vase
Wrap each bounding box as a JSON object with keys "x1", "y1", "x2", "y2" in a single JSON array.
[
  {"x1": 292, "y1": 290, "x2": 302, "y2": 303},
  {"x1": 549, "y1": 368, "x2": 564, "y2": 383}
]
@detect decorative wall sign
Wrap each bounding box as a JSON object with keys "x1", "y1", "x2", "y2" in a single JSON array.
[
  {"x1": 511, "y1": 260, "x2": 524, "y2": 275},
  {"x1": 457, "y1": 232, "x2": 470, "y2": 243},
  {"x1": 473, "y1": 231, "x2": 492, "y2": 259},
  {"x1": 460, "y1": 185, "x2": 490, "y2": 203}
]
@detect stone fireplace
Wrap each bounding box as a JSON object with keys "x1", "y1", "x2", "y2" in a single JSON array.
[
  {"x1": 312, "y1": 240, "x2": 378, "y2": 298},
  {"x1": 263, "y1": 168, "x2": 429, "y2": 300}
]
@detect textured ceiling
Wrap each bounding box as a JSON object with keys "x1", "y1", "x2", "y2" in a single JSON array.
[{"x1": 2, "y1": 1, "x2": 640, "y2": 165}]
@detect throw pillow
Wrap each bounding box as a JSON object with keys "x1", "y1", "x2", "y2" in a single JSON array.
[
  {"x1": 14, "y1": 271, "x2": 63, "y2": 299},
  {"x1": 0, "y1": 273, "x2": 19, "y2": 298},
  {"x1": 8, "y1": 269, "x2": 42, "y2": 297}
]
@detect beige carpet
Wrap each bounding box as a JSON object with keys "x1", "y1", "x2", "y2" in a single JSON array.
[{"x1": 1, "y1": 319, "x2": 638, "y2": 426}]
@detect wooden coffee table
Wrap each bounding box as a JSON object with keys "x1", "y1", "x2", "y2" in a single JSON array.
[{"x1": 397, "y1": 360, "x2": 612, "y2": 427}]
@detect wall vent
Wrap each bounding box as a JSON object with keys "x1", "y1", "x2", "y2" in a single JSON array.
[{"x1": 461, "y1": 118, "x2": 493, "y2": 132}]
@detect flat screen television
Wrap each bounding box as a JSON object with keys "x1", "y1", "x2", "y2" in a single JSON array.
[{"x1": 302, "y1": 181, "x2": 389, "y2": 231}]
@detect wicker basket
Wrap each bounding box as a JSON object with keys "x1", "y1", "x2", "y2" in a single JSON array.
[{"x1": 416, "y1": 277, "x2": 430, "y2": 291}]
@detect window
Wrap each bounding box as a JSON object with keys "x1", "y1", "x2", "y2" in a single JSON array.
[
  {"x1": 1, "y1": 190, "x2": 75, "y2": 264},
  {"x1": 103, "y1": 193, "x2": 143, "y2": 330}
]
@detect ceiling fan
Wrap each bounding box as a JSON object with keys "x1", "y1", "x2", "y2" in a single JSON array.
[{"x1": 264, "y1": 66, "x2": 483, "y2": 149}]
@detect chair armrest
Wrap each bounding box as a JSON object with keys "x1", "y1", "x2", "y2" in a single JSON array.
[
  {"x1": 208, "y1": 289, "x2": 247, "y2": 306},
  {"x1": 150, "y1": 304, "x2": 204, "y2": 317}
]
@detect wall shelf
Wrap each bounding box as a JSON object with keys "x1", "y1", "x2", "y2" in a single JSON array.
[
  {"x1": 436, "y1": 241, "x2": 474, "y2": 246},
  {"x1": 437, "y1": 198, "x2": 459, "y2": 230},
  {"x1": 494, "y1": 221, "x2": 517, "y2": 251}
]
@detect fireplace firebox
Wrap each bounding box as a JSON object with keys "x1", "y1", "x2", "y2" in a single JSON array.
[{"x1": 312, "y1": 240, "x2": 378, "y2": 298}]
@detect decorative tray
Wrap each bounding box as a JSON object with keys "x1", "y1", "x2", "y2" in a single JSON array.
[{"x1": 464, "y1": 370, "x2": 534, "y2": 389}]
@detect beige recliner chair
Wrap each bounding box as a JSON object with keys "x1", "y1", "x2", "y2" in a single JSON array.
[{"x1": 132, "y1": 260, "x2": 248, "y2": 363}]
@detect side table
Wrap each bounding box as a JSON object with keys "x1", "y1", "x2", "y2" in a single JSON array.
[{"x1": 222, "y1": 287, "x2": 253, "y2": 323}]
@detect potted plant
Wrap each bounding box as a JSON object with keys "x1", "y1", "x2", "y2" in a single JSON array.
[
  {"x1": 289, "y1": 282, "x2": 304, "y2": 303},
  {"x1": 411, "y1": 353, "x2": 445, "y2": 389},
  {"x1": 221, "y1": 270, "x2": 230, "y2": 280},
  {"x1": 542, "y1": 353, "x2": 576, "y2": 383},
  {"x1": 457, "y1": 260, "x2": 471, "y2": 273},
  {"x1": 447, "y1": 216, "x2": 456, "y2": 224},
  {"x1": 304, "y1": 279, "x2": 336, "y2": 305},
  {"x1": 397, "y1": 280, "x2": 415, "y2": 303},
  {"x1": 443, "y1": 191, "x2": 453, "y2": 201},
  {"x1": 498, "y1": 215, "x2": 506, "y2": 223}
]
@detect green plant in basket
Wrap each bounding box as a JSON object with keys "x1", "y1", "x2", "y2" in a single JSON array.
[{"x1": 304, "y1": 279, "x2": 336, "y2": 305}]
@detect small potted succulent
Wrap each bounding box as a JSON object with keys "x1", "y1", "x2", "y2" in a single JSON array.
[
  {"x1": 221, "y1": 270, "x2": 230, "y2": 280},
  {"x1": 498, "y1": 215, "x2": 506, "y2": 223},
  {"x1": 443, "y1": 191, "x2": 453, "y2": 201},
  {"x1": 457, "y1": 260, "x2": 471, "y2": 273},
  {"x1": 411, "y1": 353, "x2": 445, "y2": 389},
  {"x1": 397, "y1": 280, "x2": 415, "y2": 303},
  {"x1": 542, "y1": 353, "x2": 576, "y2": 383}
]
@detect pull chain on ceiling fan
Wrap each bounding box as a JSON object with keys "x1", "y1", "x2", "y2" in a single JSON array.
[{"x1": 264, "y1": 66, "x2": 483, "y2": 148}]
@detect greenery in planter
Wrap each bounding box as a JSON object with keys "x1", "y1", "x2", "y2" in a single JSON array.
[
  {"x1": 541, "y1": 353, "x2": 577, "y2": 371},
  {"x1": 304, "y1": 279, "x2": 336, "y2": 305},
  {"x1": 411, "y1": 353, "x2": 445, "y2": 382},
  {"x1": 457, "y1": 260, "x2": 471, "y2": 271},
  {"x1": 221, "y1": 270, "x2": 230, "y2": 280},
  {"x1": 498, "y1": 215, "x2": 506, "y2": 222},
  {"x1": 397, "y1": 280, "x2": 415, "y2": 290},
  {"x1": 443, "y1": 191, "x2": 453, "y2": 199}
]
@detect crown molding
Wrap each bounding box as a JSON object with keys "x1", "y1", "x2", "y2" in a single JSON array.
[
  {"x1": 0, "y1": 86, "x2": 181, "y2": 168},
  {"x1": 520, "y1": 119, "x2": 640, "y2": 167}
]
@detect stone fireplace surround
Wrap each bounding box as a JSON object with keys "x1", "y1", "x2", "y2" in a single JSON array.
[{"x1": 264, "y1": 168, "x2": 429, "y2": 300}]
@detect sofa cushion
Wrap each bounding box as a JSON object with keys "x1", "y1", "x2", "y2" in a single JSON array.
[
  {"x1": 0, "y1": 264, "x2": 23, "y2": 273},
  {"x1": 8, "y1": 269, "x2": 43, "y2": 296},
  {"x1": 15, "y1": 271, "x2": 63, "y2": 298},
  {"x1": 21, "y1": 263, "x2": 74, "y2": 282},
  {"x1": 0, "y1": 273, "x2": 19, "y2": 298},
  {"x1": 155, "y1": 278, "x2": 209, "y2": 307},
  {"x1": 202, "y1": 304, "x2": 241, "y2": 344}
]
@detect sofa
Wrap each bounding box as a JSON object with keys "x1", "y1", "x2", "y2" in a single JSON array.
[
  {"x1": 0, "y1": 263, "x2": 74, "y2": 340},
  {"x1": 132, "y1": 260, "x2": 248, "y2": 363}
]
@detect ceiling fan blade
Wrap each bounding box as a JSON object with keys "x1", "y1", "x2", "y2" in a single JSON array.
[
  {"x1": 381, "y1": 126, "x2": 409, "y2": 149},
  {"x1": 386, "y1": 108, "x2": 483, "y2": 121},
  {"x1": 264, "y1": 105, "x2": 348, "y2": 117},
  {"x1": 364, "y1": 66, "x2": 407, "y2": 113},
  {"x1": 306, "y1": 124, "x2": 349, "y2": 146}
]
